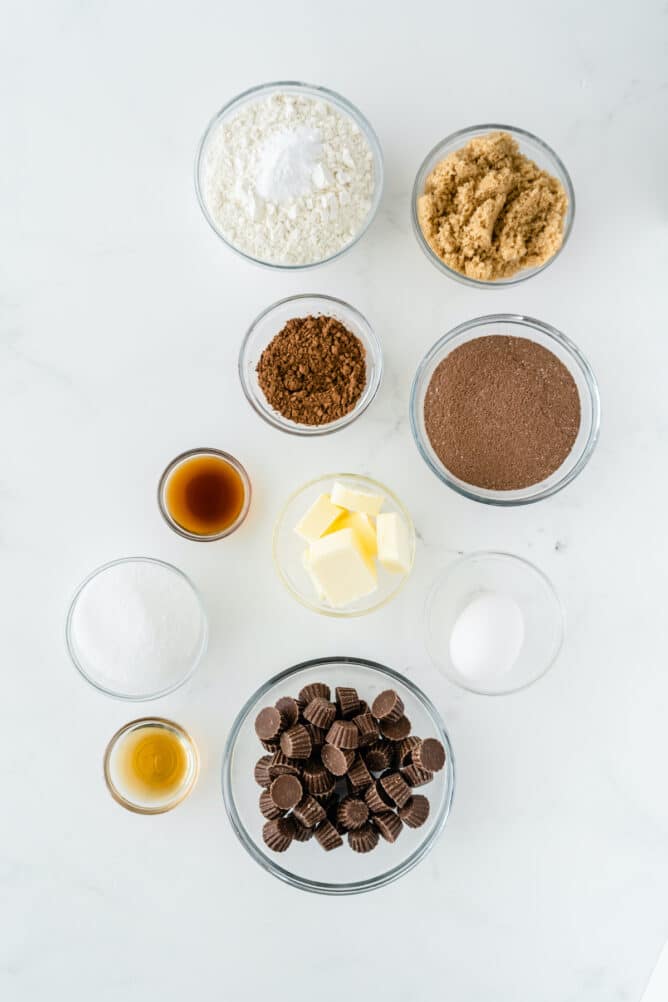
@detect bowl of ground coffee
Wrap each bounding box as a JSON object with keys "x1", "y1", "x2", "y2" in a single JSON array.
[
  {"x1": 410, "y1": 315, "x2": 600, "y2": 505},
  {"x1": 239, "y1": 294, "x2": 382, "y2": 435}
]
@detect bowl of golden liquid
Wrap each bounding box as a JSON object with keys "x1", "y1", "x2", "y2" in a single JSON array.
[{"x1": 103, "y1": 718, "x2": 199, "y2": 814}]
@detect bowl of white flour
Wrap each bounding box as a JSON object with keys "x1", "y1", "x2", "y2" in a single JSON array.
[{"x1": 195, "y1": 81, "x2": 383, "y2": 269}]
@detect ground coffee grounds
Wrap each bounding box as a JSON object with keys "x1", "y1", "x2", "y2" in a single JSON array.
[
  {"x1": 423, "y1": 335, "x2": 581, "y2": 490},
  {"x1": 257, "y1": 314, "x2": 366, "y2": 426}
]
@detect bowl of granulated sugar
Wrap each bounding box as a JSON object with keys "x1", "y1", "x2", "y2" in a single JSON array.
[{"x1": 66, "y1": 557, "x2": 208, "y2": 700}]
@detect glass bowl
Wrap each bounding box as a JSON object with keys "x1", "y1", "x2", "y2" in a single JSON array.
[
  {"x1": 65, "y1": 557, "x2": 208, "y2": 700},
  {"x1": 157, "y1": 447, "x2": 251, "y2": 541},
  {"x1": 273, "y1": 473, "x2": 415, "y2": 617},
  {"x1": 411, "y1": 124, "x2": 575, "y2": 287},
  {"x1": 195, "y1": 81, "x2": 384, "y2": 270},
  {"x1": 425, "y1": 552, "x2": 565, "y2": 695},
  {"x1": 222, "y1": 656, "x2": 455, "y2": 895},
  {"x1": 409, "y1": 314, "x2": 600, "y2": 506},
  {"x1": 239, "y1": 294, "x2": 382, "y2": 436}
]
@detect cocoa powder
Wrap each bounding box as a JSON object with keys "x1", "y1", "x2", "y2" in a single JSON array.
[
  {"x1": 423, "y1": 335, "x2": 581, "y2": 490},
  {"x1": 257, "y1": 314, "x2": 366, "y2": 426}
]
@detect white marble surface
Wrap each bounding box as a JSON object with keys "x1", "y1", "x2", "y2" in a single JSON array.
[{"x1": 2, "y1": 2, "x2": 667, "y2": 1000}]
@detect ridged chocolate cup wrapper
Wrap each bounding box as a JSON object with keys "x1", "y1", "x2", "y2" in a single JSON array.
[
  {"x1": 395, "y1": 735, "x2": 421, "y2": 768},
  {"x1": 275, "y1": 696, "x2": 300, "y2": 728},
  {"x1": 270, "y1": 774, "x2": 303, "y2": 811},
  {"x1": 353, "y1": 712, "x2": 380, "y2": 747},
  {"x1": 260, "y1": 738, "x2": 280, "y2": 753},
  {"x1": 364, "y1": 779, "x2": 395, "y2": 814},
  {"x1": 347, "y1": 755, "x2": 373, "y2": 792},
  {"x1": 262, "y1": 817, "x2": 294, "y2": 852},
  {"x1": 380, "y1": 771, "x2": 412, "y2": 808},
  {"x1": 337, "y1": 796, "x2": 369, "y2": 830},
  {"x1": 380, "y1": 715, "x2": 411, "y2": 742},
  {"x1": 348, "y1": 823, "x2": 379, "y2": 853},
  {"x1": 358, "y1": 699, "x2": 369, "y2": 715},
  {"x1": 321, "y1": 743, "x2": 355, "y2": 777},
  {"x1": 335, "y1": 686, "x2": 360, "y2": 719},
  {"x1": 280, "y1": 724, "x2": 313, "y2": 760},
  {"x1": 268, "y1": 750, "x2": 301, "y2": 779},
  {"x1": 299, "y1": 682, "x2": 330, "y2": 704},
  {"x1": 371, "y1": 689, "x2": 404, "y2": 723},
  {"x1": 293, "y1": 793, "x2": 326, "y2": 828},
  {"x1": 364, "y1": 740, "x2": 394, "y2": 772},
  {"x1": 401, "y1": 764, "x2": 433, "y2": 787},
  {"x1": 399, "y1": 794, "x2": 430, "y2": 828},
  {"x1": 255, "y1": 706, "x2": 287, "y2": 741},
  {"x1": 303, "y1": 760, "x2": 335, "y2": 797},
  {"x1": 259, "y1": 789, "x2": 284, "y2": 820},
  {"x1": 373, "y1": 811, "x2": 403, "y2": 843},
  {"x1": 325, "y1": 719, "x2": 359, "y2": 750},
  {"x1": 413, "y1": 737, "x2": 446, "y2": 773},
  {"x1": 254, "y1": 755, "x2": 273, "y2": 788},
  {"x1": 303, "y1": 721, "x2": 327, "y2": 750},
  {"x1": 315, "y1": 819, "x2": 343, "y2": 851},
  {"x1": 292, "y1": 820, "x2": 313, "y2": 842},
  {"x1": 303, "y1": 697, "x2": 337, "y2": 730}
]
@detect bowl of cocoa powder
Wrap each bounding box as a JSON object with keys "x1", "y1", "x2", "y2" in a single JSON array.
[
  {"x1": 410, "y1": 315, "x2": 600, "y2": 506},
  {"x1": 239, "y1": 294, "x2": 382, "y2": 435}
]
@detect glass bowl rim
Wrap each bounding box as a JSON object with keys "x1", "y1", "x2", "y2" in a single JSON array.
[
  {"x1": 221, "y1": 655, "x2": 456, "y2": 895},
  {"x1": 157, "y1": 447, "x2": 252, "y2": 540},
  {"x1": 409, "y1": 313, "x2": 601, "y2": 506},
  {"x1": 272, "y1": 472, "x2": 416, "y2": 617},
  {"x1": 410, "y1": 122, "x2": 576, "y2": 288},
  {"x1": 425, "y1": 550, "x2": 566, "y2": 696},
  {"x1": 238, "y1": 293, "x2": 384, "y2": 437},
  {"x1": 65, "y1": 556, "x2": 209, "y2": 701},
  {"x1": 194, "y1": 79, "x2": 385, "y2": 271}
]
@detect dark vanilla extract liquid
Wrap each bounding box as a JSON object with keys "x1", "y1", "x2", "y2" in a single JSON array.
[{"x1": 165, "y1": 454, "x2": 246, "y2": 536}]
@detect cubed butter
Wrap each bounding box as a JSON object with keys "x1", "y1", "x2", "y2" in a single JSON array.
[
  {"x1": 302, "y1": 550, "x2": 327, "y2": 602},
  {"x1": 308, "y1": 528, "x2": 377, "y2": 608},
  {"x1": 324, "y1": 510, "x2": 378, "y2": 560},
  {"x1": 294, "y1": 493, "x2": 343, "y2": 542},
  {"x1": 330, "y1": 482, "x2": 384, "y2": 516},
  {"x1": 376, "y1": 512, "x2": 411, "y2": 574}
]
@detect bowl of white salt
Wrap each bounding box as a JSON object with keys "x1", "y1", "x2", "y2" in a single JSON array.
[{"x1": 65, "y1": 557, "x2": 208, "y2": 701}]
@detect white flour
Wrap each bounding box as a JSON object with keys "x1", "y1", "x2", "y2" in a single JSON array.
[{"x1": 201, "y1": 92, "x2": 376, "y2": 265}]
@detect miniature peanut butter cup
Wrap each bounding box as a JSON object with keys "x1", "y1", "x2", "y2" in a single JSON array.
[
  {"x1": 270, "y1": 774, "x2": 303, "y2": 811},
  {"x1": 364, "y1": 740, "x2": 394, "y2": 772},
  {"x1": 303, "y1": 760, "x2": 336, "y2": 797},
  {"x1": 292, "y1": 820, "x2": 313, "y2": 842},
  {"x1": 280, "y1": 723, "x2": 312, "y2": 760},
  {"x1": 373, "y1": 811, "x2": 403, "y2": 843},
  {"x1": 401, "y1": 764, "x2": 433, "y2": 787},
  {"x1": 413, "y1": 737, "x2": 446, "y2": 773},
  {"x1": 303, "y1": 697, "x2": 337, "y2": 729},
  {"x1": 275, "y1": 696, "x2": 300, "y2": 728},
  {"x1": 299, "y1": 682, "x2": 330, "y2": 704},
  {"x1": 325, "y1": 719, "x2": 359, "y2": 750},
  {"x1": 260, "y1": 738, "x2": 280, "y2": 753},
  {"x1": 335, "y1": 686, "x2": 360, "y2": 719},
  {"x1": 364, "y1": 779, "x2": 395, "y2": 814},
  {"x1": 380, "y1": 771, "x2": 412, "y2": 808},
  {"x1": 348, "y1": 823, "x2": 379, "y2": 853},
  {"x1": 371, "y1": 689, "x2": 404, "y2": 723},
  {"x1": 337, "y1": 796, "x2": 369, "y2": 830},
  {"x1": 254, "y1": 755, "x2": 273, "y2": 788},
  {"x1": 380, "y1": 715, "x2": 411, "y2": 741},
  {"x1": 303, "y1": 721, "x2": 327, "y2": 750},
  {"x1": 358, "y1": 699, "x2": 369, "y2": 714},
  {"x1": 293, "y1": 793, "x2": 326, "y2": 828},
  {"x1": 399, "y1": 794, "x2": 430, "y2": 828},
  {"x1": 353, "y1": 712, "x2": 380, "y2": 747},
  {"x1": 315, "y1": 819, "x2": 343, "y2": 851},
  {"x1": 321, "y1": 743, "x2": 355, "y2": 777},
  {"x1": 347, "y1": 755, "x2": 373, "y2": 792},
  {"x1": 395, "y1": 735, "x2": 421, "y2": 768},
  {"x1": 269, "y1": 750, "x2": 301, "y2": 779},
  {"x1": 259, "y1": 789, "x2": 284, "y2": 820},
  {"x1": 262, "y1": 817, "x2": 294, "y2": 852},
  {"x1": 255, "y1": 706, "x2": 287, "y2": 742}
]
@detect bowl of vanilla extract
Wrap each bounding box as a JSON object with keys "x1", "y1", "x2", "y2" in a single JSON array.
[{"x1": 158, "y1": 447, "x2": 251, "y2": 541}]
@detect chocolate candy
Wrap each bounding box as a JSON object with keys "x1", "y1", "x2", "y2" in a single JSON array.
[
  {"x1": 255, "y1": 706, "x2": 286, "y2": 741},
  {"x1": 364, "y1": 780, "x2": 395, "y2": 814},
  {"x1": 293, "y1": 793, "x2": 326, "y2": 828},
  {"x1": 275, "y1": 696, "x2": 300, "y2": 728},
  {"x1": 371, "y1": 689, "x2": 404, "y2": 722},
  {"x1": 303, "y1": 760, "x2": 336, "y2": 798},
  {"x1": 395, "y1": 735, "x2": 421, "y2": 767},
  {"x1": 292, "y1": 820, "x2": 313, "y2": 842},
  {"x1": 358, "y1": 699, "x2": 369, "y2": 715},
  {"x1": 353, "y1": 712, "x2": 380, "y2": 747},
  {"x1": 299, "y1": 682, "x2": 330, "y2": 704},
  {"x1": 399, "y1": 794, "x2": 430, "y2": 828},
  {"x1": 260, "y1": 738, "x2": 280, "y2": 753},
  {"x1": 380, "y1": 772, "x2": 412, "y2": 808},
  {"x1": 401, "y1": 764, "x2": 433, "y2": 788},
  {"x1": 373, "y1": 811, "x2": 403, "y2": 843},
  {"x1": 254, "y1": 755, "x2": 273, "y2": 788},
  {"x1": 268, "y1": 750, "x2": 301, "y2": 779},
  {"x1": 337, "y1": 796, "x2": 369, "y2": 830},
  {"x1": 270, "y1": 774, "x2": 303, "y2": 811},
  {"x1": 280, "y1": 724, "x2": 312, "y2": 760},
  {"x1": 335, "y1": 686, "x2": 360, "y2": 719},
  {"x1": 380, "y1": 715, "x2": 411, "y2": 741},
  {"x1": 413, "y1": 738, "x2": 446, "y2": 773},
  {"x1": 321, "y1": 743, "x2": 355, "y2": 777},
  {"x1": 262, "y1": 817, "x2": 294, "y2": 852},
  {"x1": 303, "y1": 721, "x2": 327, "y2": 750},
  {"x1": 315, "y1": 819, "x2": 343, "y2": 851},
  {"x1": 303, "y1": 697, "x2": 337, "y2": 729},
  {"x1": 347, "y1": 755, "x2": 373, "y2": 793},
  {"x1": 259, "y1": 789, "x2": 284, "y2": 820},
  {"x1": 348, "y1": 823, "x2": 379, "y2": 853},
  {"x1": 325, "y1": 719, "x2": 359, "y2": 750},
  {"x1": 364, "y1": 740, "x2": 394, "y2": 772}
]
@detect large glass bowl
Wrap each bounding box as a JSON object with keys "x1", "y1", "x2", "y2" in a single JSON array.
[
  {"x1": 411, "y1": 124, "x2": 575, "y2": 287},
  {"x1": 239, "y1": 294, "x2": 382, "y2": 436},
  {"x1": 222, "y1": 657, "x2": 455, "y2": 895},
  {"x1": 195, "y1": 81, "x2": 384, "y2": 270},
  {"x1": 409, "y1": 314, "x2": 600, "y2": 506}
]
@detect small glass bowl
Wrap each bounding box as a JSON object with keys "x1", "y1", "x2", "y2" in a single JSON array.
[
  {"x1": 425, "y1": 552, "x2": 565, "y2": 696},
  {"x1": 222, "y1": 656, "x2": 455, "y2": 895},
  {"x1": 104, "y1": 717, "x2": 199, "y2": 815},
  {"x1": 65, "y1": 557, "x2": 208, "y2": 700},
  {"x1": 195, "y1": 81, "x2": 384, "y2": 270},
  {"x1": 409, "y1": 314, "x2": 600, "y2": 506},
  {"x1": 239, "y1": 294, "x2": 382, "y2": 436},
  {"x1": 157, "y1": 448, "x2": 251, "y2": 541},
  {"x1": 273, "y1": 473, "x2": 415, "y2": 618},
  {"x1": 411, "y1": 124, "x2": 575, "y2": 287}
]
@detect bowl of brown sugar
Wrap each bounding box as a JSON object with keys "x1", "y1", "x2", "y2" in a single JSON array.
[
  {"x1": 239, "y1": 294, "x2": 382, "y2": 435},
  {"x1": 410, "y1": 315, "x2": 600, "y2": 506}
]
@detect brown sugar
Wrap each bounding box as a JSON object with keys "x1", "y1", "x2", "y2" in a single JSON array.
[
  {"x1": 417, "y1": 131, "x2": 568, "y2": 281},
  {"x1": 423, "y1": 335, "x2": 581, "y2": 491}
]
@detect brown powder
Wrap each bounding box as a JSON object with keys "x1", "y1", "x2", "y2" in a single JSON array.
[
  {"x1": 423, "y1": 336, "x2": 581, "y2": 490},
  {"x1": 257, "y1": 314, "x2": 366, "y2": 426},
  {"x1": 417, "y1": 131, "x2": 568, "y2": 281}
]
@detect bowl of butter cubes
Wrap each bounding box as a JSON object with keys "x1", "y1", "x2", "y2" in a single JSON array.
[{"x1": 273, "y1": 474, "x2": 415, "y2": 617}]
